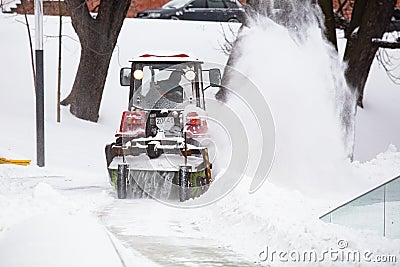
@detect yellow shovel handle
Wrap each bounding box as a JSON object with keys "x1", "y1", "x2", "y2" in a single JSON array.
[{"x1": 0, "y1": 158, "x2": 31, "y2": 166}]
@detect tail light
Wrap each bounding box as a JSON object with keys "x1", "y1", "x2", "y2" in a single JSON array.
[
  {"x1": 188, "y1": 118, "x2": 201, "y2": 126},
  {"x1": 116, "y1": 111, "x2": 146, "y2": 137},
  {"x1": 185, "y1": 112, "x2": 208, "y2": 137}
]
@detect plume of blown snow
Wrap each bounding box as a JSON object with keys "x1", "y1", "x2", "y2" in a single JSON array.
[{"x1": 224, "y1": 0, "x2": 358, "y2": 198}]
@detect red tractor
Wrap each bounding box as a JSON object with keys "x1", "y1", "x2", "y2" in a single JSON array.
[{"x1": 105, "y1": 53, "x2": 221, "y2": 201}]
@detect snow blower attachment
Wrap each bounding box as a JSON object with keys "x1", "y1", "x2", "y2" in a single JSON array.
[{"x1": 105, "y1": 53, "x2": 221, "y2": 202}]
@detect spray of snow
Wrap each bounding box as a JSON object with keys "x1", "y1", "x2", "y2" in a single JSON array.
[
  {"x1": 193, "y1": 2, "x2": 400, "y2": 263},
  {"x1": 221, "y1": 0, "x2": 357, "y2": 198}
]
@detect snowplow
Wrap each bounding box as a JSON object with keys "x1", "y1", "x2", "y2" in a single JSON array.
[{"x1": 105, "y1": 53, "x2": 221, "y2": 201}]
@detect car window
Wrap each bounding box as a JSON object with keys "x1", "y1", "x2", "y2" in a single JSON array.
[
  {"x1": 163, "y1": 0, "x2": 192, "y2": 8},
  {"x1": 189, "y1": 0, "x2": 207, "y2": 8},
  {"x1": 207, "y1": 0, "x2": 225, "y2": 8},
  {"x1": 224, "y1": 0, "x2": 239, "y2": 8}
]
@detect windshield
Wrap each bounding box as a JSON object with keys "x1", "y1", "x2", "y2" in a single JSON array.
[
  {"x1": 163, "y1": 0, "x2": 192, "y2": 8},
  {"x1": 131, "y1": 62, "x2": 202, "y2": 110}
]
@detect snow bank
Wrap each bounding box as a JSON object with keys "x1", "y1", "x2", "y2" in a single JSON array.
[
  {"x1": 196, "y1": 179, "x2": 400, "y2": 266},
  {"x1": 0, "y1": 181, "x2": 121, "y2": 267},
  {"x1": 0, "y1": 212, "x2": 122, "y2": 267}
]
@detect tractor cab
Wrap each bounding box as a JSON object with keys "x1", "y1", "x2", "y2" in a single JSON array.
[
  {"x1": 106, "y1": 53, "x2": 221, "y2": 202},
  {"x1": 118, "y1": 54, "x2": 221, "y2": 139}
]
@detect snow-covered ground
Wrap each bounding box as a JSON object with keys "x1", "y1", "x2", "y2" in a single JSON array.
[{"x1": 0, "y1": 10, "x2": 400, "y2": 267}]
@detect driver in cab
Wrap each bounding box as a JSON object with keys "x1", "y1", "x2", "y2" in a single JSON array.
[{"x1": 156, "y1": 70, "x2": 184, "y2": 103}]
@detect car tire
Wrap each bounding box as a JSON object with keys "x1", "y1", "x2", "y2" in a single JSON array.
[
  {"x1": 170, "y1": 16, "x2": 180, "y2": 20},
  {"x1": 227, "y1": 17, "x2": 240, "y2": 23}
]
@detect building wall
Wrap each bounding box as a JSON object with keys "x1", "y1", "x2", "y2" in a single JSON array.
[
  {"x1": 9, "y1": 1, "x2": 68, "y2": 16},
  {"x1": 332, "y1": 0, "x2": 354, "y2": 20}
]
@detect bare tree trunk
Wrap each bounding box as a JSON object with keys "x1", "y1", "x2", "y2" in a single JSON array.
[
  {"x1": 344, "y1": 0, "x2": 396, "y2": 108},
  {"x1": 318, "y1": 0, "x2": 338, "y2": 50},
  {"x1": 61, "y1": 0, "x2": 130, "y2": 122},
  {"x1": 344, "y1": 0, "x2": 367, "y2": 39},
  {"x1": 63, "y1": 44, "x2": 114, "y2": 121}
]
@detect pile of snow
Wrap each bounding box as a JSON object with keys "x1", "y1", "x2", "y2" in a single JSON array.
[
  {"x1": 0, "y1": 212, "x2": 121, "y2": 267},
  {"x1": 0, "y1": 181, "x2": 119, "y2": 267}
]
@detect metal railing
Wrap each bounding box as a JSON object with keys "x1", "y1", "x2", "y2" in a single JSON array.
[{"x1": 320, "y1": 175, "x2": 400, "y2": 239}]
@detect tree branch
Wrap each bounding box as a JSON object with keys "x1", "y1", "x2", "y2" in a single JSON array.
[
  {"x1": 372, "y1": 38, "x2": 400, "y2": 49},
  {"x1": 98, "y1": 0, "x2": 130, "y2": 25},
  {"x1": 345, "y1": 0, "x2": 367, "y2": 39},
  {"x1": 95, "y1": 0, "x2": 130, "y2": 42},
  {"x1": 65, "y1": 0, "x2": 94, "y2": 37},
  {"x1": 337, "y1": 0, "x2": 349, "y2": 15}
]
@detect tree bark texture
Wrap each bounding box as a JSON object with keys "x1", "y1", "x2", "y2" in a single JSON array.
[
  {"x1": 318, "y1": 0, "x2": 338, "y2": 50},
  {"x1": 343, "y1": 0, "x2": 396, "y2": 108},
  {"x1": 62, "y1": 0, "x2": 130, "y2": 122}
]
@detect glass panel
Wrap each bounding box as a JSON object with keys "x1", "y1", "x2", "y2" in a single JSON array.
[
  {"x1": 224, "y1": 0, "x2": 238, "y2": 8},
  {"x1": 190, "y1": 0, "x2": 206, "y2": 8},
  {"x1": 320, "y1": 213, "x2": 331, "y2": 223},
  {"x1": 331, "y1": 187, "x2": 384, "y2": 236},
  {"x1": 385, "y1": 177, "x2": 400, "y2": 239},
  {"x1": 132, "y1": 63, "x2": 197, "y2": 110},
  {"x1": 163, "y1": 0, "x2": 192, "y2": 8},
  {"x1": 208, "y1": 0, "x2": 225, "y2": 8}
]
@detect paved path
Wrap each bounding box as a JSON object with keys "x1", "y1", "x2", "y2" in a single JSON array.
[{"x1": 100, "y1": 200, "x2": 258, "y2": 267}]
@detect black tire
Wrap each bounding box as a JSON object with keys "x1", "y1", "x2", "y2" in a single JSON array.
[
  {"x1": 170, "y1": 16, "x2": 180, "y2": 20},
  {"x1": 227, "y1": 17, "x2": 240, "y2": 23},
  {"x1": 147, "y1": 143, "x2": 161, "y2": 159},
  {"x1": 105, "y1": 143, "x2": 115, "y2": 179}
]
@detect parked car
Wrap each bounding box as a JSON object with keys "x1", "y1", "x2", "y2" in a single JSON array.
[
  {"x1": 393, "y1": 8, "x2": 400, "y2": 20},
  {"x1": 388, "y1": 8, "x2": 400, "y2": 32},
  {"x1": 136, "y1": 0, "x2": 245, "y2": 23}
]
